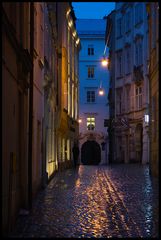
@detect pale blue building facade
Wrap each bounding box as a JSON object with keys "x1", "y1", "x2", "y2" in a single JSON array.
[{"x1": 76, "y1": 19, "x2": 110, "y2": 165}]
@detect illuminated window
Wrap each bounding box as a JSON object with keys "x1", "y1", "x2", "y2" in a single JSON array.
[
  {"x1": 87, "y1": 117, "x2": 95, "y2": 130},
  {"x1": 87, "y1": 91, "x2": 95, "y2": 103}
]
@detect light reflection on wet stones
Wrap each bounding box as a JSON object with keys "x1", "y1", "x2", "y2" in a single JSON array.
[{"x1": 9, "y1": 164, "x2": 158, "y2": 238}]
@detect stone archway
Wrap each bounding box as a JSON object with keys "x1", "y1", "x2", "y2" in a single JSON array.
[
  {"x1": 81, "y1": 140, "x2": 101, "y2": 165},
  {"x1": 135, "y1": 123, "x2": 143, "y2": 163}
]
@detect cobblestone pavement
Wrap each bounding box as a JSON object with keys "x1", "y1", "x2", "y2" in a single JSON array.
[{"x1": 9, "y1": 164, "x2": 159, "y2": 238}]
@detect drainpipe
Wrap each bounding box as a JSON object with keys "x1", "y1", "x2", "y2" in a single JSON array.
[{"x1": 28, "y1": 2, "x2": 34, "y2": 210}]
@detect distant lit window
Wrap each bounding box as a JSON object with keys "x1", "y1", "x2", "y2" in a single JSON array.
[
  {"x1": 88, "y1": 67, "x2": 95, "y2": 78},
  {"x1": 87, "y1": 91, "x2": 95, "y2": 103},
  {"x1": 87, "y1": 117, "x2": 95, "y2": 130},
  {"x1": 135, "y1": 86, "x2": 142, "y2": 110},
  {"x1": 88, "y1": 45, "x2": 94, "y2": 55}
]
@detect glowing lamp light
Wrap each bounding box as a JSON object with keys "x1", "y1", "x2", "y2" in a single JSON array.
[
  {"x1": 68, "y1": 20, "x2": 73, "y2": 28},
  {"x1": 101, "y1": 57, "x2": 109, "y2": 67},
  {"x1": 98, "y1": 88, "x2": 104, "y2": 96},
  {"x1": 76, "y1": 38, "x2": 80, "y2": 45},
  {"x1": 144, "y1": 114, "x2": 149, "y2": 123},
  {"x1": 73, "y1": 31, "x2": 76, "y2": 37},
  {"x1": 66, "y1": 9, "x2": 71, "y2": 17},
  {"x1": 78, "y1": 119, "x2": 82, "y2": 123}
]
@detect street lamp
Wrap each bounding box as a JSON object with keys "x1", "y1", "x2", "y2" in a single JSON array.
[
  {"x1": 101, "y1": 56, "x2": 109, "y2": 67},
  {"x1": 101, "y1": 28, "x2": 110, "y2": 68},
  {"x1": 98, "y1": 80, "x2": 104, "y2": 95},
  {"x1": 99, "y1": 35, "x2": 109, "y2": 95},
  {"x1": 78, "y1": 118, "x2": 82, "y2": 123},
  {"x1": 98, "y1": 87, "x2": 104, "y2": 96},
  {"x1": 144, "y1": 114, "x2": 149, "y2": 123}
]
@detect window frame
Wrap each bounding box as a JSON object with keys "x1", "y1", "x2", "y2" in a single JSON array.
[
  {"x1": 88, "y1": 45, "x2": 94, "y2": 55},
  {"x1": 87, "y1": 90, "x2": 95, "y2": 103},
  {"x1": 86, "y1": 117, "x2": 95, "y2": 130},
  {"x1": 87, "y1": 66, "x2": 95, "y2": 78},
  {"x1": 135, "y1": 85, "x2": 142, "y2": 110}
]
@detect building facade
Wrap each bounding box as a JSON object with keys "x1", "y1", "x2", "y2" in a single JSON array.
[
  {"x1": 56, "y1": 3, "x2": 81, "y2": 170},
  {"x1": 2, "y1": 2, "x2": 32, "y2": 233},
  {"x1": 76, "y1": 19, "x2": 109, "y2": 165},
  {"x1": 106, "y1": 2, "x2": 150, "y2": 164},
  {"x1": 146, "y1": 3, "x2": 159, "y2": 177},
  {"x1": 2, "y1": 2, "x2": 81, "y2": 235}
]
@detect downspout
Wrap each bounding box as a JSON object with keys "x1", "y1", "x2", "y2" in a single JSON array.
[{"x1": 28, "y1": 2, "x2": 34, "y2": 210}]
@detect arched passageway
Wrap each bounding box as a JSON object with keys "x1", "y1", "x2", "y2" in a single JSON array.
[{"x1": 81, "y1": 140, "x2": 101, "y2": 165}]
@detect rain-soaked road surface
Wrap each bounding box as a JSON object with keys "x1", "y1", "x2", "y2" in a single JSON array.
[{"x1": 9, "y1": 164, "x2": 159, "y2": 238}]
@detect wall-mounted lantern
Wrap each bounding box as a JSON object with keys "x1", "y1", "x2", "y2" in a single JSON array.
[
  {"x1": 78, "y1": 119, "x2": 82, "y2": 123},
  {"x1": 101, "y1": 56, "x2": 109, "y2": 67}
]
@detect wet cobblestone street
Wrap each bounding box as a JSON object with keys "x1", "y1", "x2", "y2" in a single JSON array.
[{"x1": 9, "y1": 164, "x2": 159, "y2": 238}]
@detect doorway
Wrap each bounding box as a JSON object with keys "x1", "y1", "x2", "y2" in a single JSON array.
[{"x1": 81, "y1": 140, "x2": 101, "y2": 165}]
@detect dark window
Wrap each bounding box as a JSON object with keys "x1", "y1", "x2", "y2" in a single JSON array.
[
  {"x1": 88, "y1": 47, "x2": 94, "y2": 55},
  {"x1": 87, "y1": 91, "x2": 95, "y2": 103},
  {"x1": 88, "y1": 45, "x2": 94, "y2": 55},
  {"x1": 88, "y1": 67, "x2": 94, "y2": 78}
]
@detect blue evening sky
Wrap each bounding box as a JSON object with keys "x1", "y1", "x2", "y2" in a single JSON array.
[{"x1": 72, "y1": 2, "x2": 115, "y2": 19}]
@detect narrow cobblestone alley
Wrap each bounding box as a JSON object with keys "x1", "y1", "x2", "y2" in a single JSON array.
[{"x1": 9, "y1": 164, "x2": 159, "y2": 238}]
